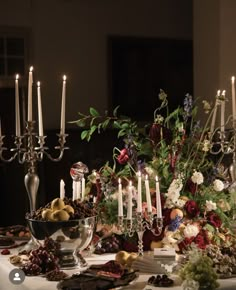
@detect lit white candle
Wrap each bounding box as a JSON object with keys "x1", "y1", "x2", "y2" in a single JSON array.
[
  {"x1": 60, "y1": 179, "x2": 65, "y2": 200},
  {"x1": 155, "y1": 176, "x2": 162, "y2": 218},
  {"x1": 76, "y1": 181, "x2": 81, "y2": 200},
  {"x1": 137, "y1": 171, "x2": 142, "y2": 212},
  {"x1": 72, "y1": 180, "x2": 77, "y2": 201},
  {"x1": 145, "y1": 175, "x2": 152, "y2": 213},
  {"x1": 220, "y1": 90, "x2": 226, "y2": 134},
  {"x1": 127, "y1": 181, "x2": 133, "y2": 219},
  {"x1": 60, "y1": 75, "x2": 66, "y2": 135},
  {"x1": 232, "y1": 76, "x2": 236, "y2": 126},
  {"x1": 15, "y1": 74, "x2": 21, "y2": 137},
  {"x1": 118, "y1": 178, "x2": 123, "y2": 216},
  {"x1": 27, "y1": 66, "x2": 33, "y2": 121},
  {"x1": 210, "y1": 90, "x2": 220, "y2": 135},
  {"x1": 82, "y1": 177, "x2": 85, "y2": 201},
  {"x1": 37, "y1": 82, "x2": 44, "y2": 136}
]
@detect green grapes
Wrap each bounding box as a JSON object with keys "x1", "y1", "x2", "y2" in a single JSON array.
[{"x1": 179, "y1": 253, "x2": 220, "y2": 290}]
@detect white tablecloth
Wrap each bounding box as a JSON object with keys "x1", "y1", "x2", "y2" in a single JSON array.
[{"x1": 0, "y1": 248, "x2": 236, "y2": 290}]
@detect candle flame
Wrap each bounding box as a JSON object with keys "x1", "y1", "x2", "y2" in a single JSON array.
[
  {"x1": 138, "y1": 171, "x2": 141, "y2": 177},
  {"x1": 118, "y1": 178, "x2": 121, "y2": 184},
  {"x1": 156, "y1": 176, "x2": 159, "y2": 182},
  {"x1": 29, "y1": 66, "x2": 33, "y2": 72},
  {"x1": 129, "y1": 180, "x2": 132, "y2": 186},
  {"x1": 16, "y1": 74, "x2": 19, "y2": 80},
  {"x1": 63, "y1": 75, "x2": 67, "y2": 81},
  {"x1": 145, "y1": 175, "x2": 148, "y2": 180},
  {"x1": 37, "y1": 81, "x2": 40, "y2": 87},
  {"x1": 232, "y1": 76, "x2": 235, "y2": 83},
  {"x1": 222, "y1": 90, "x2": 226, "y2": 96},
  {"x1": 217, "y1": 90, "x2": 221, "y2": 96}
]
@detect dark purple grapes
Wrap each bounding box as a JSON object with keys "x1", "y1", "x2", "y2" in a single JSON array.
[
  {"x1": 21, "y1": 238, "x2": 60, "y2": 276},
  {"x1": 94, "y1": 234, "x2": 122, "y2": 254}
]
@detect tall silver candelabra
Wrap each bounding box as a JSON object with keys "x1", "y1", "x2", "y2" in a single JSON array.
[
  {"x1": 118, "y1": 213, "x2": 163, "y2": 256},
  {"x1": 0, "y1": 120, "x2": 68, "y2": 212},
  {"x1": 210, "y1": 125, "x2": 236, "y2": 182}
]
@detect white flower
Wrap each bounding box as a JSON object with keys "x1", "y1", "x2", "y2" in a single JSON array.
[
  {"x1": 182, "y1": 279, "x2": 199, "y2": 290},
  {"x1": 183, "y1": 224, "x2": 199, "y2": 238},
  {"x1": 175, "y1": 198, "x2": 187, "y2": 208},
  {"x1": 202, "y1": 139, "x2": 212, "y2": 152},
  {"x1": 213, "y1": 179, "x2": 224, "y2": 191},
  {"x1": 144, "y1": 166, "x2": 154, "y2": 177},
  {"x1": 191, "y1": 170, "x2": 204, "y2": 185},
  {"x1": 205, "y1": 200, "x2": 217, "y2": 211},
  {"x1": 168, "y1": 178, "x2": 183, "y2": 193}
]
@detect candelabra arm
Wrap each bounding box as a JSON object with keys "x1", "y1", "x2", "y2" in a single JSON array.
[
  {"x1": 0, "y1": 136, "x2": 24, "y2": 163},
  {"x1": 41, "y1": 134, "x2": 69, "y2": 162}
]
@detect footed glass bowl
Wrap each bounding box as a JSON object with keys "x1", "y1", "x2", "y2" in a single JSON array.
[{"x1": 26, "y1": 216, "x2": 96, "y2": 268}]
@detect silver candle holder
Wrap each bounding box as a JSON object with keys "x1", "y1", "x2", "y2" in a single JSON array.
[
  {"x1": 0, "y1": 120, "x2": 68, "y2": 212},
  {"x1": 118, "y1": 212, "x2": 163, "y2": 256}
]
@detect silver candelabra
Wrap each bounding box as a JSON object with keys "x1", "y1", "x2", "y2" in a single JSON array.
[
  {"x1": 210, "y1": 123, "x2": 236, "y2": 183},
  {"x1": 0, "y1": 120, "x2": 68, "y2": 212},
  {"x1": 118, "y1": 213, "x2": 163, "y2": 256}
]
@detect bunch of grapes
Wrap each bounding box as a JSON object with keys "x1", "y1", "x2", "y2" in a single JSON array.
[
  {"x1": 44, "y1": 237, "x2": 61, "y2": 255},
  {"x1": 179, "y1": 252, "x2": 219, "y2": 290},
  {"x1": 21, "y1": 239, "x2": 60, "y2": 276},
  {"x1": 94, "y1": 234, "x2": 121, "y2": 254}
]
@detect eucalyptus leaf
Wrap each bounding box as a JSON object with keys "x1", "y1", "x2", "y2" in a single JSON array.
[
  {"x1": 90, "y1": 107, "x2": 99, "y2": 117},
  {"x1": 81, "y1": 130, "x2": 89, "y2": 140}
]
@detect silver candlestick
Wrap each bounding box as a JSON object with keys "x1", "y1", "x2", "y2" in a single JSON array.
[
  {"x1": 0, "y1": 120, "x2": 68, "y2": 212},
  {"x1": 118, "y1": 212, "x2": 163, "y2": 256}
]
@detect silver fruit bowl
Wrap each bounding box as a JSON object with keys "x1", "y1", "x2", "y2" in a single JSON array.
[{"x1": 26, "y1": 216, "x2": 96, "y2": 268}]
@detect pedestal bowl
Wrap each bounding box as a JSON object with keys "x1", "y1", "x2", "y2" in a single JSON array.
[{"x1": 26, "y1": 216, "x2": 96, "y2": 268}]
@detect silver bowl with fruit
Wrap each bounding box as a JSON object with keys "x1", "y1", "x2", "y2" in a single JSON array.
[{"x1": 26, "y1": 198, "x2": 97, "y2": 268}]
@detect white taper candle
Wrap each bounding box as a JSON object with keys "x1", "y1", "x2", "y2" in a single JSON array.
[
  {"x1": 232, "y1": 76, "x2": 236, "y2": 127},
  {"x1": 137, "y1": 171, "x2": 142, "y2": 212},
  {"x1": 145, "y1": 175, "x2": 152, "y2": 213},
  {"x1": 37, "y1": 82, "x2": 44, "y2": 136},
  {"x1": 155, "y1": 176, "x2": 162, "y2": 218},
  {"x1": 60, "y1": 75, "x2": 66, "y2": 135},
  {"x1": 118, "y1": 178, "x2": 123, "y2": 216},
  {"x1": 27, "y1": 66, "x2": 33, "y2": 121},
  {"x1": 15, "y1": 74, "x2": 21, "y2": 137},
  {"x1": 60, "y1": 179, "x2": 65, "y2": 200},
  {"x1": 127, "y1": 181, "x2": 133, "y2": 219}
]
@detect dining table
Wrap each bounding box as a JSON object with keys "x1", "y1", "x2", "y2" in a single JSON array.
[{"x1": 0, "y1": 245, "x2": 236, "y2": 290}]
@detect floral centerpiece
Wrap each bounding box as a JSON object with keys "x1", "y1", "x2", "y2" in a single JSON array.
[{"x1": 71, "y1": 90, "x2": 236, "y2": 253}]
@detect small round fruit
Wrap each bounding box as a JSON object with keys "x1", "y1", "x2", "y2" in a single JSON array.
[
  {"x1": 170, "y1": 208, "x2": 183, "y2": 220},
  {"x1": 52, "y1": 209, "x2": 70, "y2": 221},
  {"x1": 51, "y1": 198, "x2": 65, "y2": 211},
  {"x1": 126, "y1": 252, "x2": 138, "y2": 267},
  {"x1": 115, "y1": 251, "x2": 130, "y2": 265},
  {"x1": 63, "y1": 205, "x2": 74, "y2": 214},
  {"x1": 41, "y1": 209, "x2": 54, "y2": 221}
]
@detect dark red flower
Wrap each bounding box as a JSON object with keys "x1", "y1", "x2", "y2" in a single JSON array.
[
  {"x1": 184, "y1": 200, "x2": 200, "y2": 218},
  {"x1": 178, "y1": 237, "x2": 194, "y2": 252},
  {"x1": 149, "y1": 124, "x2": 172, "y2": 145},
  {"x1": 117, "y1": 148, "x2": 129, "y2": 165},
  {"x1": 194, "y1": 230, "x2": 210, "y2": 249},
  {"x1": 142, "y1": 229, "x2": 163, "y2": 251},
  {"x1": 185, "y1": 178, "x2": 197, "y2": 195},
  {"x1": 207, "y1": 212, "x2": 222, "y2": 228}
]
